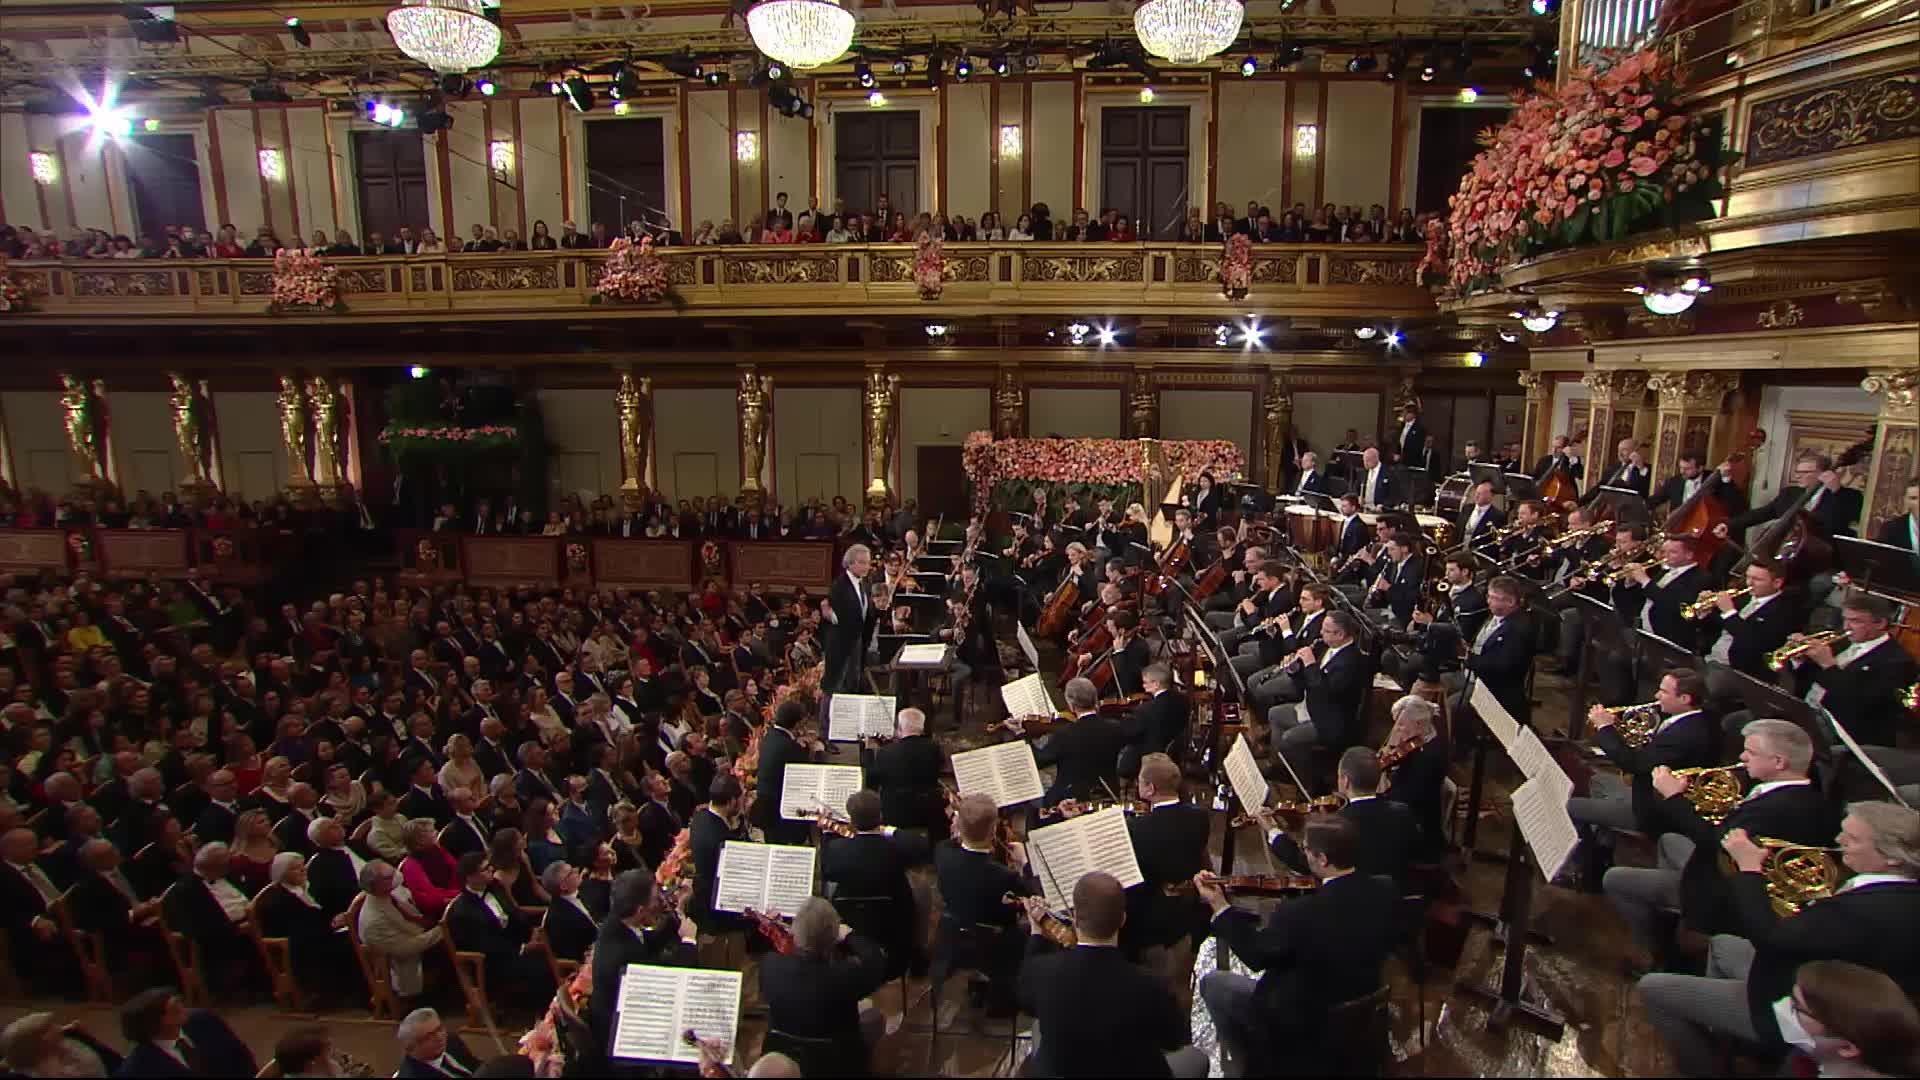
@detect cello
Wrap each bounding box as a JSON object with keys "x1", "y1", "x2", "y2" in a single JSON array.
[
  {"x1": 1666, "y1": 430, "x2": 1764, "y2": 569},
  {"x1": 1033, "y1": 561, "x2": 1083, "y2": 638}
]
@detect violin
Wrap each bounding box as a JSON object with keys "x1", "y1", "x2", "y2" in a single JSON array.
[
  {"x1": 810, "y1": 807, "x2": 858, "y2": 838},
  {"x1": 1227, "y1": 793, "x2": 1347, "y2": 829},
  {"x1": 1377, "y1": 734, "x2": 1426, "y2": 775},
  {"x1": 998, "y1": 713, "x2": 1074, "y2": 738},
  {"x1": 1003, "y1": 892, "x2": 1077, "y2": 947},
  {"x1": 744, "y1": 908, "x2": 795, "y2": 954},
  {"x1": 1164, "y1": 872, "x2": 1318, "y2": 897},
  {"x1": 1037, "y1": 796, "x2": 1150, "y2": 820}
]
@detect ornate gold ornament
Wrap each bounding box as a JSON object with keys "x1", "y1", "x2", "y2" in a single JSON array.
[
  {"x1": 59, "y1": 374, "x2": 108, "y2": 489},
  {"x1": 167, "y1": 372, "x2": 215, "y2": 497},
  {"x1": 993, "y1": 368, "x2": 1025, "y2": 440},
  {"x1": 737, "y1": 370, "x2": 772, "y2": 504},
  {"x1": 1128, "y1": 370, "x2": 1159, "y2": 439},
  {"x1": 615, "y1": 370, "x2": 655, "y2": 509},
  {"x1": 864, "y1": 371, "x2": 900, "y2": 509},
  {"x1": 278, "y1": 374, "x2": 315, "y2": 490},
  {"x1": 306, "y1": 376, "x2": 344, "y2": 498}
]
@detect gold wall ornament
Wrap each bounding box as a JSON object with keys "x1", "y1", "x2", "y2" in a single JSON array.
[
  {"x1": 1861, "y1": 367, "x2": 1919, "y2": 540},
  {"x1": 166, "y1": 372, "x2": 216, "y2": 497},
  {"x1": 1128, "y1": 370, "x2": 1159, "y2": 439},
  {"x1": 1018, "y1": 254, "x2": 1144, "y2": 284},
  {"x1": 1578, "y1": 370, "x2": 1650, "y2": 491},
  {"x1": 863, "y1": 370, "x2": 900, "y2": 509},
  {"x1": 58, "y1": 374, "x2": 109, "y2": 489},
  {"x1": 737, "y1": 369, "x2": 772, "y2": 505},
  {"x1": 1648, "y1": 371, "x2": 1739, "y2": 414},
  {"x1": 993, "y1": 367, "x2": 1025, "y2": 439},
  {"x1": 1744, "y1": 71, "x2": 1920, "y2": 169},
  {"x1": 1646, "y1": 371, "x2": 1741, "y2": 488},
  {"x1": 306, "y1": 376, "x2": 344, "y2": 498},
  {"x1": 1518, "y1": 371, "x2": 1551, "y2": 465},
  {"x1": 1861, "y1": 368, "x2": 1920, "y2": 414},
  {"x1": 277, "y1": 374, "x2": 314, "y2": 491},
  {"x1": 721, "y1": 256, "x2": 841, "y2": 285},
  {"x1": 1756, "y1": 299, "x2": 1806, "y2": 329},
  {"x1": 449, "y1": 264, "x2": 561, "y2": 292},
  {"x1": 1835, "y1": 281, "x2": 1916, "y2": 322},
  {"x1": 615, "y1": 370, "x2": 655, "y2": 509},
  {"x1": 1261, "y1": 376, "x2": 1294, "y2": 488}
]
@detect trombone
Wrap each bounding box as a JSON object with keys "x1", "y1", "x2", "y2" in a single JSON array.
[
  {"x1": 1766, "y1": 630, "x2": 1849, "y2": 672},
  {"x1": 1683, "y1": 587, "x2": 1752, "y2": 620}
]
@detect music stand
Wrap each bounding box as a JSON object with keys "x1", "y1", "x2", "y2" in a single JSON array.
[
  {"x1": 1834, "y1": 536, "x2": 1920, "y2": 591},
  {"x1": 1333, "y1": 449, "x2": 1364, "y2": 484},
  {"x1": 1589, "y1": 486, "x2": 1652, "y2": 525},
  {"x1": 1469, "y1": 463, "x2": 1506, "y2": 495},
  {"x1": 1502, "y1": 474, "x2": 1541, "y2": 503}
]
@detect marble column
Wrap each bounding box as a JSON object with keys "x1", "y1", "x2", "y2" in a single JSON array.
[
  {"x1": 737, "y1": 368, "x2": 772, "y2": 507},
  {"x1": 615, "y1": 368, "x2": 655, "y2": 510},
  {"x1": 1645, "y1": 371, "x2": 1740, "y2": 491},
  {"x1": 993, "y1": 365, "x2": 1026, "y2": 439},
  {"x1": 1578, "y1": 371, "x2": 1649, "y2": 491},
  {"x1": 278, "y1": 374, "x2": 315, "y2": 495},
  {"x1": 167, "y1": 372, "x2": 217, "y2": 501},
  {"x1": 59, "y1": 374, "x2": 112, "y2": 491},
  {"x1": 1517, "y1": 371, "x2": 1551, "y2": 467},
  {"x1": 1261, "y1": 375, "x2": 1294, "y2": 489},
  {"x1": 1128, "y1": 369, "x2": 1159, "y2": 440},
  {"x1": 864, "y1": 369, "x2": 900, "y2": 511},
  {"x1": 1860, "y1": 368, "x2": 1918, "y2": 540}
]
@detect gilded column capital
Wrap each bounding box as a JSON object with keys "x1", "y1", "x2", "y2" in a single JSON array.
[
  {"x1": 1647, "y1": 371, "x2": 1739, "y2": 413},
  {"x1": 737, "y1": 368, "x2": 771, "y2": 504},
  {"x1": 1516, "y1": 370, "x2": 1547, "y2": 396},
  {"x1": 615, "y1": 369, "x2": 655, "y2": 508},
  {"x1": 1579, "y1": 370, "x2": 1650, "y2": 404},
  {"x1": 1861, "y1": 369, "x2": 1919, "y2": 417}
]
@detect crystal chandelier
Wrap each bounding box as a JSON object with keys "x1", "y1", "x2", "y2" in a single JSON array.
[
  {"x1": 746, "y1": 0, "x2": 855, "y2": 70},
  {"x1": 1133, "y1": 0, "x2": 1245, "y2": 65},
  {"x1": 387, "y1": 0, "x2": 502, "y2": 74}
]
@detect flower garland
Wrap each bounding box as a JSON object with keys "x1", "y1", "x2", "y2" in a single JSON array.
[
  {"x1": 267, "y1": 249, "x2": 344, "y2": 313},
  {"x1": 1220, "y1": 234, "x2": 1252, "y2": 299},
  {"x1": 961, "y1": 431, "x2": 1245, "y2": 515},
  {"x1": 1432, "y1": 47, "x2": 1734, "y2": 297},
  {"x1": 914, "y1": 234, "x2": 945, "y2": 299},
  {"x1": 0, "y1": 255, "x2": 28, "y2": 314},
  {"x1": 519, "y1": 959, "x2": 594, "y2": 1076},
  {"x1": 591, "y1": 236, "x2": 670, "y2": 304},
  {"x1": 379, "y1": 424, "x2": 521, "y2": 462}
]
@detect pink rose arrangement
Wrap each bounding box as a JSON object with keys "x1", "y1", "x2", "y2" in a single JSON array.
[
  {"x1": 379, "y1": 424, "x2": 520, "y2": 460},
  {"x1": 963, "y1": 431, "x2": 1245, "y2": 514},
  {"x1": 415, "y1": 539, "x2": 440, "y2": 567},
  {"x1": 519, "y1": 959, "x2": 595, "y2": 1075},
  {"x1": 0, "y1": 255, "x2": 27, "y2": 314},
  {"x1": 592, "y1": 236, "x2": 670, "y2": 304},
  {"x1": 1220, "y1": 234, "x2": 1252, "y2": 299},
  {"x1": 565, "y1": 543, "x2": 588, "y2": 573},
  {"x1": 1431, "y1": 47, "x2": 1733, "y2": 297},
  {"x1": 914, "y1": 234, "x2": 945, "y2": 299},
  {"x1": 267, "y1": 249, "x2": 344, "y2": 312}
]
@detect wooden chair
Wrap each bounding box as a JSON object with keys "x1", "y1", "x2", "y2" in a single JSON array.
[
  {"x1": 344, "y1": 893, "x2": 402, "y2": 1021},
  {"x1": 254, "y1": 1059, "x2": 284, "y2": 1078},
  {"x1": 244, "y1": 888, "x2": 307, "y2": 1013},
  {"x1": 48, "y1": 888, "x2": 114, "y2": 1003},
  {"x1": 531, "y1": 919, "x2": 580, "y2": 991},
  {"x1": 439, "y1": 905, "x2": 501, "y2": 1035},
  {"x1": 156, "y1": 882, "x2": 212, "y2": 1007},
  {"x1": 1320, "y1": 984, "x2": 1393, "y2": 1076},
  {"x1": 348, "y1": 817, "x2": 377, "y2": 860}
]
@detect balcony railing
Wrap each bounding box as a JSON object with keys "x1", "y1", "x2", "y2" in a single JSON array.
[{"x1": 0, "y1": 242, "x2": 1433, "y2": 323}]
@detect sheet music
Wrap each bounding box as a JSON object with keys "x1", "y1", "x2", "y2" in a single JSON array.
[
  {"x1": 612, "y1": 964, "x2": 744, "y2": 1064},
  {"x1": 950, "y1": 741, "x2": 1045, "y2": 808},
  {"x1": 1468, "y1": 680, "x2": 1521, "y2": 749},
  {"x1": 1027, "y1": 807, "x2": 1144, "y2": 912},
  {"x1": 1823, "y1": 708, "x2": 1914, "y2": 809},
  {"x1": 1222, "y1": 733, "x2": 1269, "y2": 818},
  {"x1": 1509, "y1": 726, "x2": 1573, "y2": 805},
  {"x1": 1509, "y1": 779, "x2": 1580, "y2": 884},
  {"x1": 1000, "y1": 672, "x2": 1056, "y2": 720},
  {"x1": 714, "y1": 841, "x2": 817, "y2": 914},
  {"x1": 897, "y1": 643, "x2": 950, "y2": 665},
  {"x1": 1016, "y1": 623, "x2": 1041, "y2": 671},
  {"x1": 778, "y1": 763, "x2": 866, "y2": 821},
  {"x1": 1372, "y1": 673, "x2": 1405, "y2": 692},
  {"x1": 826, "y1": 694, "x2": 894, "y2": 741}
]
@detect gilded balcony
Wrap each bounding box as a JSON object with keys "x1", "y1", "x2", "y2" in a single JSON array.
[{"x1": 0, "y1": 242, "x2": 1434, "y2": 327}]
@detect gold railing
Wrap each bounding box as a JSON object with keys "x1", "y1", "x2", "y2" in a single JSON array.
[
  {"x1": 1559, "y1": 0, "x2": 1915, "y2": 76},
  {"x1": 0, "y1": 242, "x2": 1434, "y2": 323}
]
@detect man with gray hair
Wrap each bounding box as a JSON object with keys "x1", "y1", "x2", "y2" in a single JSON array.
[
  {"x1": 1639, "y1": 800, "x2": 1920, "y2": 1077},
  {"x1": 860, "y1": 706, "x2": 945, "y2": 834},
  {"x1": 162, "y1": 842, "x2": 249, "y2": 965},
  {"x1": 821, "y1": 542, "x2": 881, "y2": 692},
  {"x1": 1036, "y1": 677, "x2": 1129, "y2": 809},
  {"x1": 394, "y1": 1007, "x2": 480, "y2": 1078},
  {"x1": 757, "y1": 896, "x2": 889, "y2": 1073},
  {"x1": 1379, "y1": 694, "x2": 1449, "y2": 860},
  {"x1": 1605, "y1": 718, "x2": 1834, "y2": 974},
  {"x1": 0, "y1": 1011, "x2": 110, "y2": 1077}
]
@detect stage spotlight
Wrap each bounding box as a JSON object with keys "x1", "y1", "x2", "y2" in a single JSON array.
[
  {"x1": 1531, "y1": 0, "x2": 1559, "y2": 14},
  {"x1": 419, "y1": 107, "x2": 452, "y2": 134},
  {"x1": 954, "y1": 56, "x2": 972, "y2": 81},
  {"x1": 854, "y1": 59, "x2": 875, "y2": 87},
  {"x1": 249, "y1": 81, "x2": 294, "y2": 103},
  {"x1": 409, "y1": 365, "x2": 430, "y2": 380},
  {"x1": 765, "y1": 60, "x2": 786, "y2": 80},
  {"x1": 476, "y1": 76, "x2": 497, "y2": 96},
  {"x1": 1275, "y1": 42, "x2": 1305, "y2": 68},
  {"x1": 1239, "y1": 54, "x2": 1258, "y2": 77},
  {"x1": 1347, "y1": 50, "x2": 1377, "y2": 74},
  {"x1": 563, "y1": 75, "x2": 594, "y2": 112},
  {"x1": 441, "y1": 73, "x2": 471, "y2": 97},
  {"x1": 991, "y1": 53, "x2": 1010, "y2": 76},
  {"x1": 891, "y1": 57, "x2": 911, "y2": 75},
  {"x1": 285, "y1": 17, "x2": 311, "y2": 47},
  {"x1": 611, "y1": 63, "x2": 639, "y2": 100},
  {"x1": 1524, "y1": 42, "x2": 1556, "y2": 79},
  {"x1": 1385, "y1": 42, "x2": 1409, "y2": 80},
  {"x1": 705, "y1": 69, "x2": 729, "y2": 86}
]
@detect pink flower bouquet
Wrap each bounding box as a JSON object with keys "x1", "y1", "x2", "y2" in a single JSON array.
[
  {"x1": 1220, "y1": 234, "x2": 1252, "y2": 299},
  {"x1": 267, "y1": 249, "x2": 344, "y2": 313},
  {"x1": 0, "y1": 255, "x2": 27, "y2": 314},
  {"x1": 914, "y1": 234, "x2": 945, "y2": 299},
  {"x1": 592, "y1": 236, "x2": 670, "y2": 304},
  {"x1": 963, "y1": 432, "x2": 1245, "y2": 514}
]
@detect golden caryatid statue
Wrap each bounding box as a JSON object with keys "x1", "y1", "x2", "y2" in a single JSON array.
[
  {"x1": 1262, "y1": 377, "x2": 1294, "y2": 488},
  {"x1": 59, "y1": 373, "x2": 108, "y2": 489},
  {"x1": 306, "y1": 376, "x2": 343, "y2": 497},
  {"x1": 1129, "y1": 371, "x2": 1158, "y2": 439},
  {"x1": 738, "y1": 370, "x2": 772, "y2": 505},
  {"x1": 278, "y1": 374, "x2": 314, "y2": 491},
  {"x1": 864, "y1": 370, "x2": 900, "y2": 509},
  {"x1": 167, "y1": 372, "x2": 215, "y2": 498},
  {"x1": 993, "y1": 367, "x2": 1025, "y2": 439},
  {"x1": 615, "y1": 370, "x2": 655, "y2": 510}
]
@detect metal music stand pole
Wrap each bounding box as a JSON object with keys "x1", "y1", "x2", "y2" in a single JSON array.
[{"x1": 1456, "y1": 835, "x2": 1567, "y2": 1037}]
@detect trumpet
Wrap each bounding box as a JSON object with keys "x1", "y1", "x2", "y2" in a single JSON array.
[
  {"x1": 1766, "y1": 630, "x2": 1848, "y2": 672},
  {"x1": 1597, "y1": 700, "x2": 1664, "y2": 748},
  {"x1": 1547, "y1": 522, "x2": 1611, "y2": 552},
  {"x1": 1901, "y1": 681, "x2": 1918, "y2": 710},
  {"x1": 1670, "y1": 764, "x2": 1746, "y2": 825},
  {"x1": 1720, "y1": 838, "x2": 1846, "y2": 918},
  {"x1": 1602, "y1": 559, "x2": 1662, "y2": 587},
  {"x1": 1683, "y1": 587, "x2": 1752, "y2": 620}
]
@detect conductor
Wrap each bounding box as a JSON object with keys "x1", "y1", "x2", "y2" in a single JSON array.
[{"x1": 823, "y1": 544, "x2": 885, "y2": 693}]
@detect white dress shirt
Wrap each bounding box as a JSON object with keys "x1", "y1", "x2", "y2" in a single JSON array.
[{"x1": 205, "y1": 875, "x2": 248, "y2": 922}]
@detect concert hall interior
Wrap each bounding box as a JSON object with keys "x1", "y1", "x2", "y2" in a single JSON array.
[{"x1": 0, "y1": 0, "x2": 1917, "y2": 1075}]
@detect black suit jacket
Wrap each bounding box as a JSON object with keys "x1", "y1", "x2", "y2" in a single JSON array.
[
  {"x1": 933, "y1": 841, "x2": 1026, "y2": 931},
  {"x1": 1799, "y1": 638, "x2": 1918, "y2": 748},
  {"x1": 824, "y1": 572, "x2": 882, "y2": 693},
  {"x1": 1382, "y1": 739, "x2": 1450, "y2": 860},
  {"x1": 163, "y1": 873, "x2": 246, "y2": 954},
  {"x1": 439, "y1": 814, "x2": 492, "y2": 860},
  {"x1": 1879, "y1": 513, "x2": 1920, "y2": 552},
  {"x1": 1370, "y1": 554, "x2": 1424, "y2": 624},
  {"x1": 271, "y1": 809, "x2": 318, "y2": 856},
  {"x1": 193, "y1": 802, "x2": 238, "y2": 846},
  {"x1": 542, "y1": 896, "x2": 599, "y2": 962},
  {"x1": 1396, "y1": 421, "x2": 1427, "y2": 468},
  {"x1": 448, "y1": 887, "x2": 534, "y2": 979},
  {"x1": 1593, "y1": 461, "x2": 1652, "y2": 498},
  {"x1": 1614, "y1": 563, "x2": 1704, "y2": 645},
  {"x1": 1354, "y1": 465, "x2": 1400, "y2": 509},
  {"x1": 587, "y1": 915, "x2": 696, "y2": 1045},
  {"x1": 1705, "y1": 592, "x2": 1800, "y2": 678},
  {"x1": 1270, "y1": 796, "x2": 1418, "y2": 890},
  {"x1": 1297, "y1": 645, "x2": 1371, "y2": 749},
  {"x1": 69, "y1": 868, "x2": 143, "y2": 946},
  {"x1": 1730, "y1": 483, "x2": 1864, "y2": 540},
  {"x1": 1656, "y1": 780, "x2": 1834, "y2": 935},
  {"x1": 1464, "y1": 611, "x2": 1536, "y2": 726},
  {"x1": 306, "y1": 848, "x2": 359, "y2": 917},
  {"x1": 1123, "y1": 690, "x2": 1190, "y2": 761},
  {"x1": 750, "y1": 727, "x2": 816, "y2": 836},
  {"x1": 1731, "y1": 875, "x2": 1920, "y2": 1045},
  {"x1": 688, "y1": 808, "x2": 749, "y2": 931},
  {"x1": 1456, "y1": 503, "x2": 1506, "y2": 543},
  {"x1": 760, "y1": 935, "x2": 890, "y2": 1074},
  {"x1": 1108, "y1": 635, "x2": 1151, "y2": 698},
  {"x1": 1591, "y1": 709, "x2": 1720, "y2": 831},
  {"x1": 393, "y1": 1032, "x2": 481, "y2": 1078},
  {"x1": 861, "y1": 735, "x2": 945, "y2": 831},
  {"x1": 1019, "y1": 938, "x2": 1189, "y2": 1078},
  {"x1": 1650, "y1": 471, "x2": 1746, "y2": 517},
  {"x1": 1036, "y1": 713, "x2": 1129, "y2": 806},
  {"x1": 1124, "y1": 803, "x2": 1211, "y2": 952}
]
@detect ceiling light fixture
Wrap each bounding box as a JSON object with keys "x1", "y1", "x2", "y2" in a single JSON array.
[
  {"x1": 1352, "y1": 325, "x2": 1378, "y2": 340},
  {"x1": 745, "y1": 0, "x2": 855, "y2": 70},
  {"x1": 1510, "y1": 304, "x2": 1560, "y2": 333},
  {"x1": 387, "y1": 0, "x2": 501, "y2": 73},
  {"x1": 1133, "y1": 0, "x2": 1245, "y2": 65},
  {"x1": 562, "y1": 75, "x2": 594, "y2": 112},
  {"x1": 854, "y1": 58, "x2": 875, "y2": 87},
  {"x1": 285, "y1": 16, "x2": 312, "y2": 47}
]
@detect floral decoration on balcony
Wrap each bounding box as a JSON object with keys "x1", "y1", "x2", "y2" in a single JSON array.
[
  {"x1": 267, "y1": 249, "x2": 345, "y2": 313},
  {"x1": 1432, "y1": 47, "x2": 1735, "y2": 297},
  {"x1": 519, "y1": 959, "x2": 594, "y2": 1074},
  {"x1": 378, "y1": 424, "x2": 521, "y2": 460},
  {"x1": 0, "y1": 256, "x2": 28, "y2": 314},
  {"x1": 591, "y1": 236, "x2": 672, "y2": 305},
  {"x1": 962, "y1": 431, "x2": 1245, "y2": 514},
  {"x1": 1220, "y1": 234, "x2": 1252, "y2": 299},
  {"x1": 914, "y1": 234, "x2": 945, "y2": 299},
  {"x1": 565, "y1": 542, "x2": 589, "y2": 575}
]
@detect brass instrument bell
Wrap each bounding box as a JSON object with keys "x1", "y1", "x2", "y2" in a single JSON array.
[
  {"x1": 1766, "y1": 630, "x2": 1848, "y2": 672},
  {"x1": 1683, "y1": 587, "x2": 1752, "y2": 620},
  {"x1": 1670, "y1": 764, "x2": 1746, "y2": 825},
  {"x1": 1600, "y1": 700, "x2": 1664, "y2": 748},
  {"x1": 1720, "y1": 838, "x2": 1846, "y2": 918}
]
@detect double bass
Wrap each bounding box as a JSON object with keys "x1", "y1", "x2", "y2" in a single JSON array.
[
  {"x1": 1733, "y1": 435, "x2": 1872, "y2": 584},
  {"x1": 1665, "y1": 430, "x2": 1763, "y2": 569}
]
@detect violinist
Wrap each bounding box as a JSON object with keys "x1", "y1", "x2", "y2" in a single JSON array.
[
  {"x1": 1119, "y1": 664, "x2": 1190, "y2": 777},
  {"x1": 757, "y1": 897, "x2": 892, "y2": 1075},
  {"x1": 933, "y1": 793, "x2": 1029, "y2": 1014},
  {"x1": 820, "y1": 789, "x2": 930, "y2": 978},
  {"x1": 940, "y1": 563, "x2": 997, "y2": 725},
  {"x1": 1085, "y1": 495, "x2": 1121, "y2": 554},
  {"x1": 1379, "y1": 695, "x2": 1450, "y2": 861},
  {"x1": 1116, "y1": 503, "x2": 1151, "y2": 566},
  {"x1": 1457, "y1": 480, "x2": 1505, "y2": 544},
  {"x1": 861, "y1": 707, "x2": 947, "y2": 834},
  {"x1": 1243, "y1": 581, "x2": 1331, "y2": 708},
  {"x1": 688, "y1": 774, "x2": 754, "y2": 936},
  {"x1": 1004, "y1": 519, "x2": 1038, "y2": 569},
  {"x1": 1265, "y1": 746, "x2": 1418, "y2": 890},
  {"x1": 1036, "y1": 678, "x2": 1130, "y2": 808},
  {"x1": 1121, "y1": 754, "x2": 1211, "y2": 998},
  {"x1": 1189, "y1": 470, "x2": 1223, "y2": 524},
  {"x1": 1059, "y1": 493, "x2": 1092, "y2": 531},
  {"x1": 751, "y1": 700, "x2": 825, "y2": 846}
]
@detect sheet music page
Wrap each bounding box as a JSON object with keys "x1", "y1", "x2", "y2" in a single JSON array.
[
  {"x1": 1027, "y1": 817, "x2": 1092, "y2": 911},
  {"x1": 1823, "y1": 709, "x2": 1914, "y2": 808},
  {"x1": 999, "y1": 672, "x2": 1055, "y2": 720},
  {"x1": 951, "y1": 745, "x2": 1003, "y2": 804},
  {"x1": 826, "y1": 694, "x2": 894, "y2": 742},
  {"x1": 897, "y1": 643, "x2": 950, "y2": 664},
  {"x1": 612, "y1": 965, "x2": 743, "y2": 1064},
  {"x1": 1078, "y1": 807, "x2": 1144, "y2": 888},
  {"x1": 1223, "y1": 733, "x2": 1270, "y2": 817},
  {"x1": 989, "y1": 742, "x2": 1046, "y2": 806},
  {"x1": 1468, "y1": 680, "x2": 1521, "y2": 749},
  {"x1": 1016, "y1": 622, "x2": 1041, "y2": 670},
  {"x1": 1510, "y1": 779, "x2": 1581, "y2": 883},
  {"x1": 762, "y1": 844, "x2": 817, "y2": 916},
  {"x1": 1509, "y1": 727, "x2": 1573, "y2": 805},
  {"x1": 713, "y1": 841, "x2": 770, "y2": 913},
  {"x1": 778, "y1": 763, "x2": 866, "y2": 821},
  {"x1": 1372, "y1": 672, "x2": 1405, "y2": 692}
]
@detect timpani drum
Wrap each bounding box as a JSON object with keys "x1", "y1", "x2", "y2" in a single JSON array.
[
  {"x1": 1285, "y1": 503, "x2": 1323, "y2": 551},
  {"x1": 1415, "y1": 512, "x2": 1455, "y2": 549},
  {"x1": 1313, "y1": 509, "x2": 1341, "y2": 552}
]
